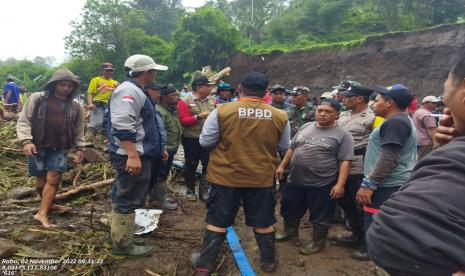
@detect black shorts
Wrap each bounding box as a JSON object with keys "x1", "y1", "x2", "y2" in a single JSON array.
[{"x1": 205, "y1": 183, "x2": 276, "y2": 228}]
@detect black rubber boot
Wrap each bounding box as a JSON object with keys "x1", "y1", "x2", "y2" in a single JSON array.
[
  {"x1": 148, "y1": 180, "x2": 178, "y2": 210},
  {"x1": 332, "y1": 233, "x2": 361, "y2": 248},
  {"x1": 192, "y1": 230, "x2": 226, "y2": 275},
  {"x1": 301, "y1": 223, "x2": 329, "y2": 255},
  {"x1": 351, "y1": 239, "x2": 370, "y2": 261},
  {"x1": 254, "y1": 231, "x2": 277, "y2": 272},
  {"x1": 275, "y1": 220, "x2": 300, "y2": 241}
]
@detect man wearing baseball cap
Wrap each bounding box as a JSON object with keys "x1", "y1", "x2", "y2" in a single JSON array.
[
  {"x1": 194, "y1": 72, "x2": 290, "y2": 274},
  {"x1": 366, "y1": 52, "x2": 465, "y2": 276},
  {"x1": 177, "y1": 76, "x2": 216, "y2": 201},
  {"x1": 269, "y1": 84, "x2": 293, "y2": 110},
  {"x1": 85, "y1": 62, "x2": 119, "y2": 144},
  {"x1": 287, "y1": 86, "x2": 316, "y2": 137},
  {"x1": 356, "y1": 84, "x2": 417, "y2": 259},
  {"x1": 413, "y1": 95, "x2": 440, "y2": 160},
  {"x1": 333, "y1": 80, "x2": 362, "y2": 109},
  {"x1": 106, "y1": 54, "x2": 167, "y2": 258}
]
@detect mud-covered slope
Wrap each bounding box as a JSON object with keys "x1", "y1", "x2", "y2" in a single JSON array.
[{"x1": 230, "y1": 24, "x2": 465, "y2": 97}]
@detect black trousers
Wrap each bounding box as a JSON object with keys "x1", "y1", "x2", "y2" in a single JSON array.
[
  {"x1": 337, "y1": 174, "x2": 364, "y2": 239},
  {"x1": 182, "y1": 137, "x2": 209, "y2": 192},
  {"x1": 110, "y1": 154, "x2": 154, "y2": 214},
  {"x1": 159, "y1": 149, "x2": 177, "y2": 181},
  {"x1": 280, "y1": 183, "x2": 336, "y2": 227},
  {"x1": 364, "y1": 186, "x2": 400, "y2": 232}
]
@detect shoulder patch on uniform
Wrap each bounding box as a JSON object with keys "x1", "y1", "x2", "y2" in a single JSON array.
[{"x1": 122, "y1": 95, "x2": 134, "y2": 103}]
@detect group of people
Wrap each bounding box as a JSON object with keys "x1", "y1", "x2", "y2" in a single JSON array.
[{"x1": 14, "y1": 52, "x2": 465, "y2": 275}]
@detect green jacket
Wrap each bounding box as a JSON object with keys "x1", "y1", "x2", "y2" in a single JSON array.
[
  {"x1": 157, "y1": 103, "x2": 182, "y2": 151},
  {"x1": 286, "y1": 102, "x2": 316, "y2": 137}
]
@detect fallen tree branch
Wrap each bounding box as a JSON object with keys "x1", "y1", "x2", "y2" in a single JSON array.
[
  {"x1": 8, "y1": 179, "x2": 114, "y2": 204},
  {"x1": 72, "y1": 166, "x2": 83, "y2": 187}
]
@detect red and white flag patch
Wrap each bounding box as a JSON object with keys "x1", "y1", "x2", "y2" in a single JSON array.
[{"x1": 122, "y1": 95, "x2": 135, "y2": 103}]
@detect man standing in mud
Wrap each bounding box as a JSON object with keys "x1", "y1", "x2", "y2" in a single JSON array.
[
  {"x1": 106, "y1": 54, "x2": 167, "y2": 258},
  {"x1": 333, "y1": 84, "x2": 377, "y2": 260},
  {"x1": 356, "y1": 84, "x2": 416, "y2": 251},
  {"x1": 194, "y1": 72, "x2": 290, "y2": 275},
  {"x1": 275, "y1": 99, "x2": 353, "y2": 255},
  {"x1": 366, "y1": 55, "x2": 465, "y2": 276},
  {"x1": 16, "y1": 68, "x2": 85, "y2": 228},
  {"x1": 177, "y1": 76, "x2": 216, "y2": 201}
]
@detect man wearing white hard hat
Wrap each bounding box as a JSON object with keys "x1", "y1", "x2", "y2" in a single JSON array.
[
  {"x1": 412, "y1": 95, "x2": 440, "y2": 160},
  {"x1": 106, "y1": 54, "x2": 167, "y2": 258}
]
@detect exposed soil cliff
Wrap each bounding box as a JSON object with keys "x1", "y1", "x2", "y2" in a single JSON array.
[{"x1": 230, "y1": 24, "x2": 465, "y2": 97}]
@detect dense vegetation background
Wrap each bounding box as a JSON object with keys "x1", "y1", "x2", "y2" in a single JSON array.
[{"x1": 2, "y1": 0, "x2": 465, "y2": 92}]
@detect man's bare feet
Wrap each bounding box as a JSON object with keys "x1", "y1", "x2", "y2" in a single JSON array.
[
  {"x1": 50, "y1": 204, "x2": 72, "y2": 214},
  {"x1": 33, "y1": 213, "x2": 57, "y2": 228}
]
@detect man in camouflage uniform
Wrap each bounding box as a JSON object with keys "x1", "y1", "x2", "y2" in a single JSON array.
[
  {"x1": 287, "y1": 86, "x2": 316, "y2": 137},
  {"x1": 333, "y1": 84, "x2": 379, "y2": 261}
]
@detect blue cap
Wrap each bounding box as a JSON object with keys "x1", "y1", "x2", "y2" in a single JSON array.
[
  {"x1": 217, "y1": 83, "x2": 235, "y2": 92},
  {"x1": 374, "y1": 84, "x2": 413, "y2": 108}
]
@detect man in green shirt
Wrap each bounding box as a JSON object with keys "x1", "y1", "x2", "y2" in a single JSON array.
[{"x1": 150, "y1": 84, "x2": 181, "y2": 210}]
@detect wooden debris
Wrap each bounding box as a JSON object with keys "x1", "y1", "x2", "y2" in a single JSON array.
[
  {"x1": 0, "y1": 238, "x2": 19, "y2": 258},
  {"x1": 8, "y1": 186, "x2": 37, "y2": 199},
  {"x1": 9, "y1": 179, "x2": 114, "y2": 204}
]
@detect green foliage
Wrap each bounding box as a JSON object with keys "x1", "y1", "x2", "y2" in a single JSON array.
[
  {"x1": 0, "y1": 59, "x2": 52, "y2": 92},
  {"x1": 131, "y1": 0, "x2": 184, "y2": 41},
  {"x1": 170, "y1": 7, "x2": 240, "y2": 83},
  {"x1": 64, "y1": 0, "x2": 173, "y2": 85},
  {"x1": 245, "y1": 0, "x2": 465, "y2": 53}
]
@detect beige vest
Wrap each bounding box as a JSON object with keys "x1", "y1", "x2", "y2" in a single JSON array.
[
  {"x1": 207, "y1": 98, "x2": 288, "y2": 188},
  {"x1": 182, "y1": 94, "x2": 216, "y2": 138}
]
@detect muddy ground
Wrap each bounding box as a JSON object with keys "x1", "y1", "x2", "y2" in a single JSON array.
[{"x1": 1, "y1": 173, "x2": 376, "y2": 276}]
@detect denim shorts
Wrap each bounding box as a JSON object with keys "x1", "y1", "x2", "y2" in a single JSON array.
[{"x1": 27, "y1": 148, "x2": 68, "y2": 176}]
